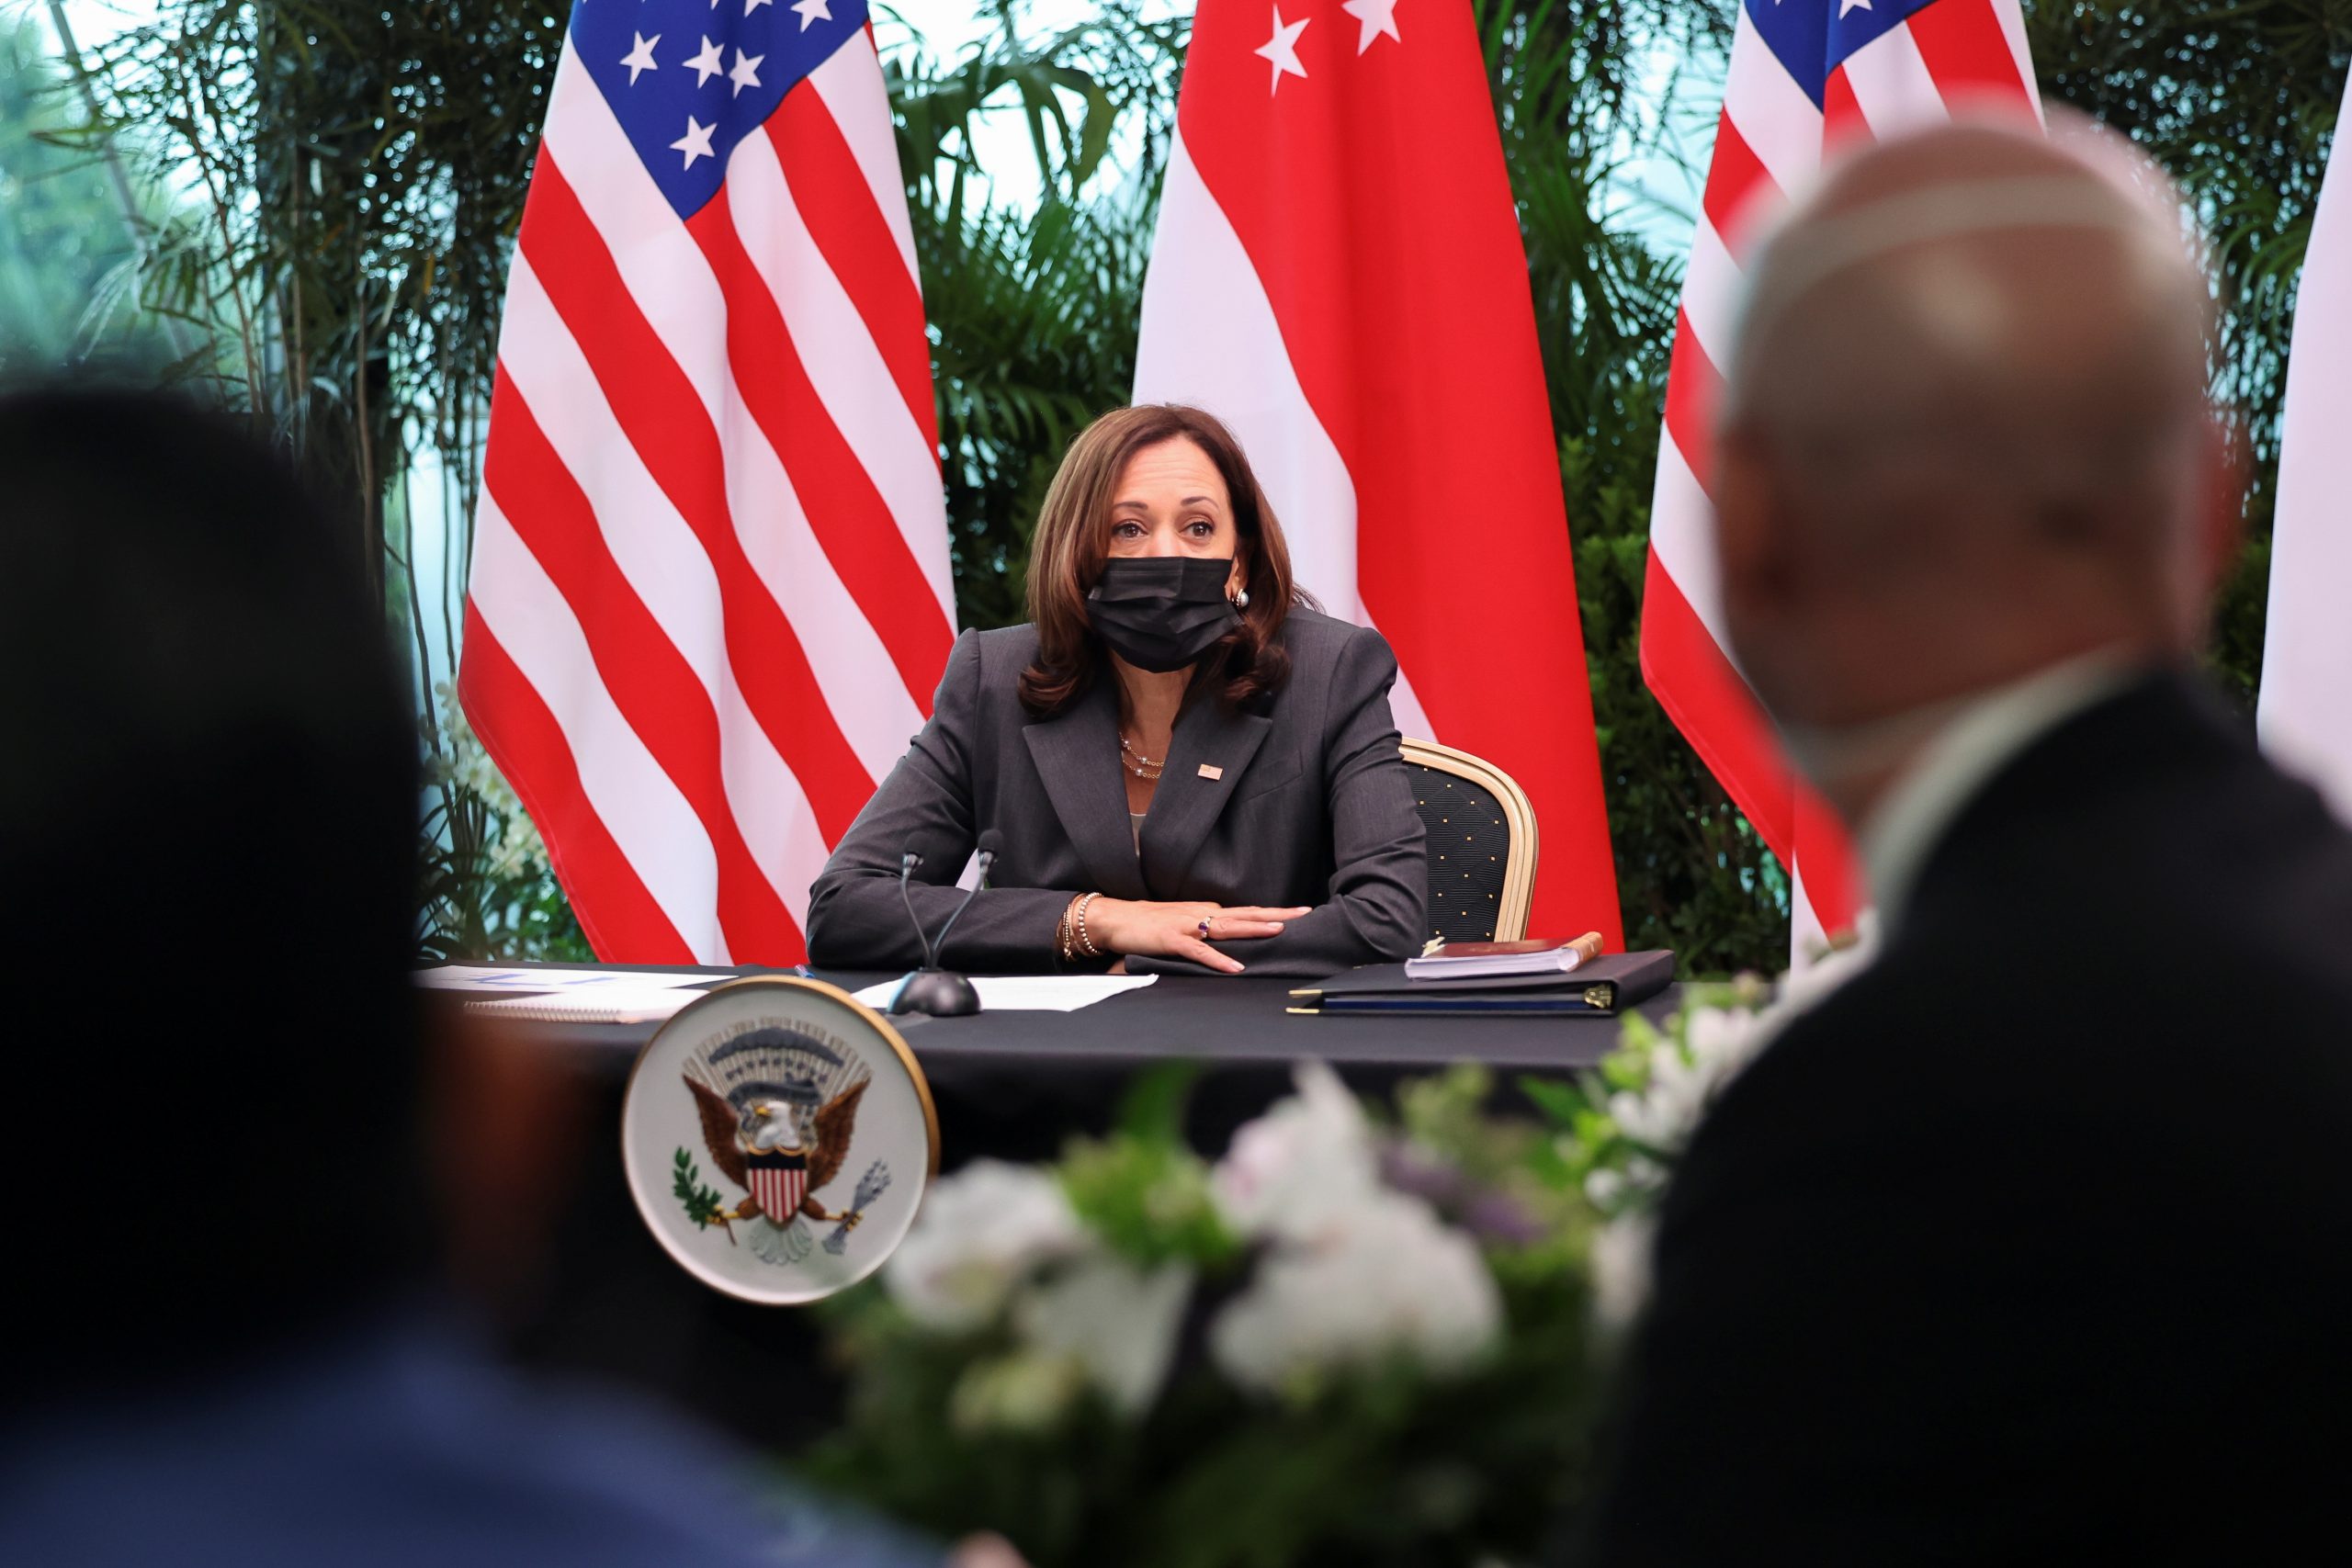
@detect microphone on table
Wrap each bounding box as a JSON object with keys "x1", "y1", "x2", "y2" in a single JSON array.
[
  {"x1": 897, "y1": 850, "x2": 935, "y2": 969},
  {"x1": 888, "y1": 829, "x2": 1002, "y2": 1019}
]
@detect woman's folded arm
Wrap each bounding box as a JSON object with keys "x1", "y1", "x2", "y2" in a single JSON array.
[{"x1": 807, "y1": 630, "x2": 1069, "y2": 972}]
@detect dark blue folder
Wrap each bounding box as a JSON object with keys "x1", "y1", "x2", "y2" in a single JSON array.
[{"x1": 1287, "y1": 949, "x2": 1675, "y2": 1016}]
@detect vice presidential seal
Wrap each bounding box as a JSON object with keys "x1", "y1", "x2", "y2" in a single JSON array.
[{"x1": 620, "y1": 976, "x2": 937, "y2": 1304}]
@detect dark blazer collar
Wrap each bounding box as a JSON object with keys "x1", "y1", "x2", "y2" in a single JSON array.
[
  {"x1": 1023, "y1": 677, "x2": 1148, "y2": 899},
  {"x1": 1912, "y1": 667, "x2": 2245, "y2": 917},
  {"x1": 1142, "y1": 685, "x2": 1273, "y2": 897},
  {"x1": 1022, "y1": 673, "x2": 1280, "y2": 902}
]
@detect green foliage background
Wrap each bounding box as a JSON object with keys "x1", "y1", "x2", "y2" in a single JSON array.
[
  {"x1": 5, "y1": 0, "x2": 2346, "y2": 973},
  {"x1": 0, "y1": 13, "x2": 173, "y2": 369}
]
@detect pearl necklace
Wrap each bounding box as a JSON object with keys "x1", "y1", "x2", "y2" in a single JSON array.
[{"x1": 1119, "y1": 735, "x2": 1164, "y2": 780}]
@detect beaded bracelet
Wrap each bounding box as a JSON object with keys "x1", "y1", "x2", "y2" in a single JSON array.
[{"x1": 1073, "y1": 891, "x2": 1102, "y2": 959}]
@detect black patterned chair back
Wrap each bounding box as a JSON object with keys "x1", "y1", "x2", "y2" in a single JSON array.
[{"x1": 1401, "y1": 739, "x2": 1540, "y2": 947}]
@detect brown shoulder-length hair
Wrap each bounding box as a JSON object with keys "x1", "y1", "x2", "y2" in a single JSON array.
[{"x1": 1018, "y1": 403, "x2": 1307, "y2": 719}]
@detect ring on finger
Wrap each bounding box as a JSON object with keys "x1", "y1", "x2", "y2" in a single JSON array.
[{"x1": 1197, "y1": 917, "x2": 1213, "y2": 940}]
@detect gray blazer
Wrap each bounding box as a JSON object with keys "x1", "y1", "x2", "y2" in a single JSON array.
[{"x1": 806, "y1": 607, "x2": 1427, "y2": 977}]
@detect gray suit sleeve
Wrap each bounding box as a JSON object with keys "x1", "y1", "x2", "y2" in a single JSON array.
[
  {"x1": 805, "y1": 631, "x2": 1071, "y2": 971},
  {"x1": 1126, "y1": 627, "x2": 1428, "y2": 978}
]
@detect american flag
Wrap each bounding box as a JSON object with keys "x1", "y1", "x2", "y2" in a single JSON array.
[
  {"x1": 460, "y1": 0, "x2": 951, "y2": 964},
  {"x1": 1134, "y1": 0, "x2": 1624, "y2": 943},
  {"x1": 1641, "y1": 0, "x2": 2041, "y2": 955}
]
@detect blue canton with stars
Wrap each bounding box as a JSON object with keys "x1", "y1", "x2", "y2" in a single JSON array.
[
  {"x1": 1743, "y1": 0, "x2": 1941, "y2": 108},
  {"x1": 571, "y1": 0, "x2": 869, "y2": 220}
]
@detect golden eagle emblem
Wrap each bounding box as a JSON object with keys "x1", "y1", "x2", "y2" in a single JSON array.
[{"x1": 673, "y1": 1025, "x2": 892, "y2": 1266}]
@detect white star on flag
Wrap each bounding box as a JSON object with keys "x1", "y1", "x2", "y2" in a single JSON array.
[
  {"x1": 684, "y1": 34, "x2": 725, "y2": 85},
  {"x1": 729, "y1": 48, "x2": 763, "y2": 96},
  {"x1": 1839, "y1": 0, "x2": 1872, "y2": 13},
  {"x1": 745, "y1": 0, "x2": 772, "y2": 12},
  {"x1": 670, "y1": 115, "x2": 717, "y2": 169},
  {"x1": 1254, "y1": 6, "x2": 1309, "y2": 94},
  {"x1": 791, "y1": 0, "x2": 832, "y2": 29},
  {"x1": 619, "y1": 30, "x2": 660, "y2": 85},
  {"x1": 1340, "y1": 0, "x2": 1400, "y2": 53}
]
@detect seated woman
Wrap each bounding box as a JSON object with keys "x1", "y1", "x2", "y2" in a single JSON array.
[{"x1": 807, "y1": 403, "x2": 1427, "y2": 977}]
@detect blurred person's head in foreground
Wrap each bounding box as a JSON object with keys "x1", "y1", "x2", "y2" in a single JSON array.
[
  {"x1": 1572, "y1": 118, "x2": 2352, "y2": 1568},
  {"x1": 1713, "y1": 113, "x2": 2233, "y2": 828},
  {"x1": 0, "y1": 385, "x2": 425, "y2": 1407},
  {"x1": 0, "y1": 387, "x2": 953, "y2": 1568}
]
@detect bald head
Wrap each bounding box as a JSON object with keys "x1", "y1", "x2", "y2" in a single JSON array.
[
  {"x1": 1713, "y1": 119, "x2": 2230, "y2": 807},
  {"x1": 1730, "y1": 127, "x2": 2209, "y2": 432}
]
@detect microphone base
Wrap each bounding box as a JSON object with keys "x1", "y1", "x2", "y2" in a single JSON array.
[{"x1": 886, "y1": 967, "x2": 981, "y2": 1018}]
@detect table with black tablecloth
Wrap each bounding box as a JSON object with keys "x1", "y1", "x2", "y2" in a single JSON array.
[{"x1": 431, "y1": 961, "x2": 1677, "y2": 1441}]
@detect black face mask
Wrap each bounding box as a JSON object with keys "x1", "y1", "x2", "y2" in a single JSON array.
[{"x1": 1085, "y1": 556, "x2": 1241, "y2": 673}]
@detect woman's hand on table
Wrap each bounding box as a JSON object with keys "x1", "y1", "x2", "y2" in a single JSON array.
[{"x1": 1084, "y1": 898, "x2": 1311, "y2": 974}]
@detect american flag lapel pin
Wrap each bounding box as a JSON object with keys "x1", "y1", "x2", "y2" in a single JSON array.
[{"x1": 1198, "y1": 763, "x2": 1224, "y2": 780}]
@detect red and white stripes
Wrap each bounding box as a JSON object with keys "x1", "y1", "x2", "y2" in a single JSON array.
[
  {"x1": 1642, "y1": 0, "x2": 2040, "y2": 955},
  {"x1": 462, "y1": 30, "x2": 950, "y2": 964}
]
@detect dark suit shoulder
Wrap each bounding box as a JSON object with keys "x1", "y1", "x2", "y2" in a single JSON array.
[
  {"x1": 1700, "y1": 675, "x2": 2352, "y2": 1180},
  {"x1": 1281, "y1": 604, "x2": 1375, "y2": 648},
  {"x1": 967, "y1": 622, "x2": 1042, "y2": 672},
  {"x1": 1278, "y1": 604, "x2": 1395, "y2": 674},
  {"x1": 1917, "y1": 672, "x2": 2352, "y2": 1030},
  {"x1": 944, "y1": 624, "x2": 1042, "y2": 719}
]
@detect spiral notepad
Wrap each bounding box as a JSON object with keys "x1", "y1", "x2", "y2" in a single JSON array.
[{"x1": 462, "y1": 987, "x2": 706, "y2": 1023}]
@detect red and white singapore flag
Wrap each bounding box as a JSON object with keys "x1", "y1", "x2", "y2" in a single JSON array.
[{"x1": 1135, "y1": 0, "x2": 1624, "y2": 943}]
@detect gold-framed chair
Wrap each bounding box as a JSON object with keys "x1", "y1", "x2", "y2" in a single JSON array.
[{"x1": 1399, "y1": 738, "x2": 1539, "y2": 945}]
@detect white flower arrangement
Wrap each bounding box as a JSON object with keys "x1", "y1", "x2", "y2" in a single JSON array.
[
  {"x1": 1209, "y1": 1184, "x2": 1500, "y2": 1397},
  {"x1": 869, "y1": 1064, "x2": 1506, "y2": 1433},
  {"x1": 884, "y1": 1158, "x2": 1188, "y2": 1429},
  {"x1": 1209, "y1": 1062, "x2": 1502, "y2": 1397},
  {"x1": 1013, "y1": 1255, "x2": 1193, "y2": 1416},
  {"x1": 1588, "y1": 1211, "x2": 1659, "y2": 1334},
  {"x1": 884, "y1": 1159, "x2": 1088, "y2": 1334},
  {"x1": 1210, "y1": 1057, "x2": 1384, "y2": 1246}
]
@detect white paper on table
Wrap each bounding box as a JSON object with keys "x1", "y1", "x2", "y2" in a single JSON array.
[
  {"x1": 462, "y1": 986, "x2": 707, "y2": 1022},
  {"x1": 413, "y1": 965, "x2": 718, "y2": 994},
  {"x1": 849, "y1": 974, "x2": 1159, "y2": 1013}
]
